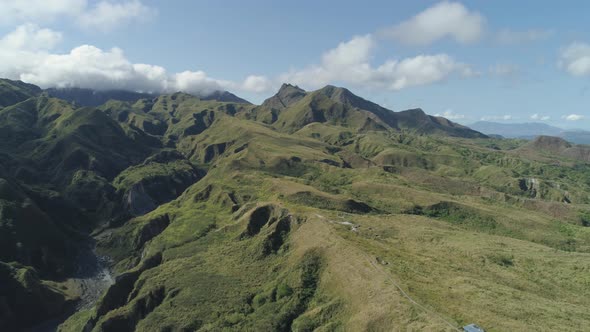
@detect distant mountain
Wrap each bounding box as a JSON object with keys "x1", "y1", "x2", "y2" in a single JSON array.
[
  {"x1": 45, "y1": 87, "x2": 250, "y2": 107},
  {"x1": 470, "y1": 121, "x2": 590, "y2": 144},
  {"x1": 251, "y1": 84, "x2": 486, "y2": 138},
  {"x1": 44, "y1": 87, "x2": 155, "y2": 107},
  {"x1": 561, "y1": 130, "x2": 590, "y2": 145},
  {"x1": 470, "y1": 121, "x2": 563, "y2": 137},
  {"x1": 2, "y1": 78, "x2": 590, "y2": 331},
  {"x1": 201, "y1": 90, "x2": 251, "y2": 104}
]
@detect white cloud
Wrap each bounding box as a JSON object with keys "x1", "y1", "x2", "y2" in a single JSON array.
[
  {"x1": 481, "y1": 115, "x2": 512, "y2": 121},
  {"x1": 0, "y1": 0, "x2": 86, "y2": 24},
  {"x1": 495, "y1": 28, "x2": 553, "y2": 45},
  {"x1": 531, "y1": 113, "x2": 550, "y2": 121},
  {"x1": 0, "y1": 0, "x2": 154, "y2": 30},
  {"x1": 563, "y1": 114, "x2": 585, "y2": 121},
  {"x1": 280, "y1": 35, "x2": 474, "y2": 90},
  {"x1": 0, "y1": 24, "x2": 474, "y2": 97},
  {"x1": 322, "y1": 35, "x2": 375, "y2": 68},
  {"x1": 0, "y1": 25, "x2": 270, "y2": 96},
  {"x1": 435, "y1": 109, "x2": 464, "y2": 120},
  {"x1": 380, "y1": 1, "x2": 484, "y2": 45},
  {"x1": 559, "y1": 42, "x2": 590, "y2": 77},
  {"x1": 238, "y1": 75, "x2": 273, "y2": 93},
  {"x1": 0, "y1": 23, "x2": 62, "y2": 51},
  {"x1": 77, "y1": 0, "x2": 155, "y2": 31}
]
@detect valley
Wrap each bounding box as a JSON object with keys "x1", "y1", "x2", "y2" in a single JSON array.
[{"x1": 1, "y1": 79, "x2": 590, "y2": 331}]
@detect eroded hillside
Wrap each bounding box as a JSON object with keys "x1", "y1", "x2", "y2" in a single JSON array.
[{"x1": 1, "y1": 79, "x2": 590, "y2": 331}]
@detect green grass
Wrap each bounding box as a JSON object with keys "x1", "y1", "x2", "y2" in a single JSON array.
[{"x1": 2, "y1": 79, "x2": 590, "y2": 331}]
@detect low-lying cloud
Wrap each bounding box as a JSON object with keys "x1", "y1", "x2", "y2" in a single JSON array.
[
  {"x1": 563, "y1": 114, "x2": 585, "y2": 121},
  {"x1": 0, "y1": 25, "x2": 269, "y2": 96}
]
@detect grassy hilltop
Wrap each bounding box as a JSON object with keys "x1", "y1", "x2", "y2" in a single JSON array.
[{"x1": 1, "y1": 79, "x2": 590, "y2": 331}]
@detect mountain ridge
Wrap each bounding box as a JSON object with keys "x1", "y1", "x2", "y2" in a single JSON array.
[
  {"x1": 470, "y1": 120, "x2": 590, "y2": 144},
  {"x1": 1, "y1": 78, "x2": 590, "y2": 331}
]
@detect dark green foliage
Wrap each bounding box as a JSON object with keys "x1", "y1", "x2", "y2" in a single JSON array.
[
  {"x1": 579, "y1": 212, "x2": 590, "y2": 227},
  {"x1": 0, "y1": 79, "x2": 589, "y2": 331},
  {"x1": 0, "y1": 79, "x2": 41, "y2": 108},
  {"x1": 0, "y1": 261, "x2": 70, "y2": 330},
  {"x1": 288, "y1": 191, "x2": 374, "y2": 214}
]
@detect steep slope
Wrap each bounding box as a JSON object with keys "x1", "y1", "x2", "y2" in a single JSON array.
[
  {"x1": 0, "y1": 79, "x2": 41, "y2": 108},
  {"x1": 262, "y1": 83, "x2": 307, "y2": 111},
  {"x1": 260, "y1": 84, "x2": 485, "y2": 138},
  {"x1": 241, "y1": 83, "x2": 307, "y2": 124},
  {"x1": 396, "y1": 108, "x2": 485, "y2": 137},
  {"x1": 2, "y1": 79, "x2": 590, "y2": 331},
  {"x1": 62, "y1": 131, "x2": 590, "y2": 331}
]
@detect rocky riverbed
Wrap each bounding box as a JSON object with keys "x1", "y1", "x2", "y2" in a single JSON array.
[{"x1": 30, "y1": 245, "x2": 113, "y2": 332}]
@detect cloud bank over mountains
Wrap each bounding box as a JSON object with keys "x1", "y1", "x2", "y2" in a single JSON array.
[
  {"x1": 0, "y1": 0, "x2": 480, "y2": 96},
  {"x1": 0, "y1": 0, "x2": 588, "y2": 123},
  {"x1": 0, "y1": 22, "x2": 271, "y2": 96}
]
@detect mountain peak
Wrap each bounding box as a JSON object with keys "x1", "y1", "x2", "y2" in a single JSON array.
[
  {"x1": 262, "y1": 83, "x2": 307, "y2": 110},
  {"x1": 277, "y1": 83, "x2": 306, "y2": 98},
  {"x1": 201, "y1": 90, "x2": 251, "y2": 104}
]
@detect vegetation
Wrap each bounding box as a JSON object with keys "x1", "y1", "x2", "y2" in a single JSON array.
[{"x1": 1, "y1": 80, "x2": 590, "y2": 331}]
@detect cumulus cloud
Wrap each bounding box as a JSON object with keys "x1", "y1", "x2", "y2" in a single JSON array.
[
  {"x1": 434, "y1": 109, "x2": 464, "y2": 120},
  {"x1": 0, "y1": 0, "x2": 154, "y2": 30},
  {"x1": 0, "y1": 25, "x2": 475, "y2": 97},
  {"x1": 0, "y1": 23, "x2": 62, "y2": 51},
  {"x1": 531, "y1": 113, "x2": 550, "y2": 121},
  {"x1": 495, "y1": 28, "x2": 553, "y2": 45},
  {"x1": 380, "y1": 1, "x2": 484, "y2": 45},
  {"x1": 237, "y1": 75, "x2": 274, "y2": 94},
  {"x1": 0, "y1": 25, "x2": 271, "y2": 96},
  {"x1": 559, "y1": 42, "x2": 590, "y2": 77},
  {"x1": 563, "y1": 114, "x2": 585, "y2": 121},
  {"x1": 280, "y1": 35, "x2": 474, "y2": 90}
]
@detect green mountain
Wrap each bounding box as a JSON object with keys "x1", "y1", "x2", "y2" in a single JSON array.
[
  {"x1": 1, "y1": 79, "x2": 590, "y2": 332},
  {"x1": 44, "y1": 87, "x2": 251, "y2": 107},
  {"x1": 246, "y1": 84, "x2": 485, "y2": 138},
  {"x1": 0, "y1": 78, "x2": 42, "y2": 107}
]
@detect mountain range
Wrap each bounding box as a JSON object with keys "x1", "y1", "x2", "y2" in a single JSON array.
[
  {"x1": 471, "y1": 121, "x2": 590, "y2": 144},
  {"x1": 1, "y1": 78, "x2": 590, "y2": 331}
]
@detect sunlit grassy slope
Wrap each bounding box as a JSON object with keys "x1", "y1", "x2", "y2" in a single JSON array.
[
  {"x1": 64, "y1": 96, "x2": 590, "y2": 331},
  {"x1": 1, "y1": 79, "x2": 590, "y2": 331}
]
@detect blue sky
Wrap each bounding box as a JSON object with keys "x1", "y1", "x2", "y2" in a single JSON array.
[{"x1": 0, "y1": 0, "x2": 589, "y2": 129}]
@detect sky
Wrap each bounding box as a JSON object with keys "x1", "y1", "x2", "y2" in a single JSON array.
[{"x1": 0, "y1": 0, "x2": 589, "y2": 129}]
